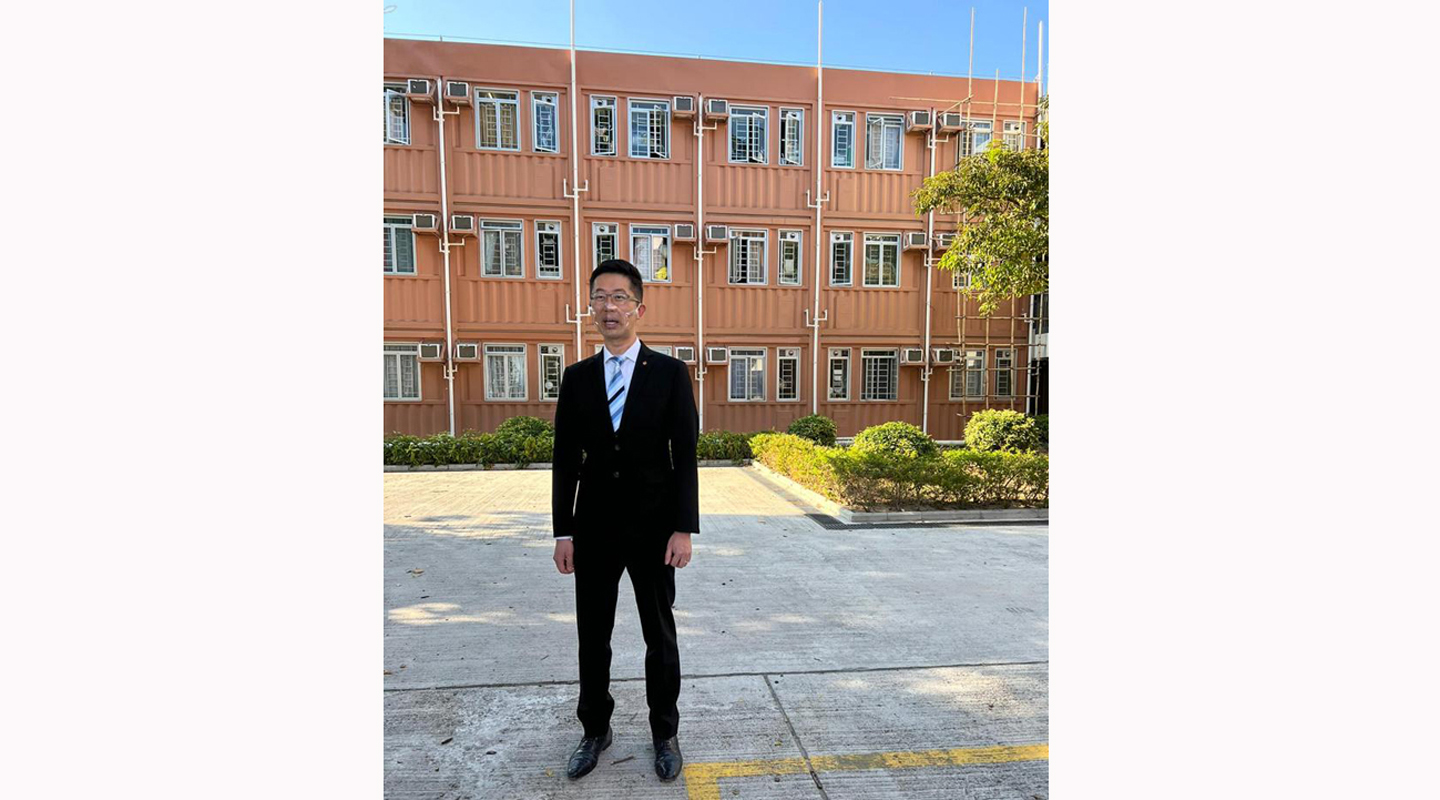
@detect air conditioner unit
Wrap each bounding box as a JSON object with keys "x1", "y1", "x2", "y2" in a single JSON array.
[
  {"x1": 904, "y1": 231, "x2": 928, "y2": 250},
  {"x1": 405, "y1": 79, "x2": 434, "y2": 102},
  {"x1": 705, "y1": 346, "x2": 728, "y2": 364},
  {"x1": 705, "y1": 224, "x2": 729, "y2": 243},
  {"x1": 908, "y1": 110, "x2": 933, "y2": 132},
  {"x1": 454, "y1": 343, "x2": 480, "y2": 361},
  {"x1": 411, "y1": 213, "x2": 438, "y2": 232},
  {"x1": 901, "y1": 347, "x2": 925, "y2": 364},
  {"x1": 676, "y1": 346, "x2": 697, "y2": 364},
  {"x1": 674, "y1": 223, "x2": 696, "y2": 241},
  {"x1": 444, "y1": 80, "x2": 471, "y2": 105},
  {"x1": 673, "y1": 96, "x2": 696, "y2": 117},
  {"x1": 937, "y1": 112, "x2": 966, "y2": 131},
  {"x1": 932, "y1": 348, "x2": 956, "y2": 364},
  {"x1": 932, "y1": 233, "x2": 956, "y2": 249},
  {"x1": 418, "y1": 342, "x2": 444, "y2": 361},
  {"x1": 449, "y1": 214, "x2": 474, "y2": 235},
  {"x1": 704, "y1": 98, "x2": 729, "y2": 120}
]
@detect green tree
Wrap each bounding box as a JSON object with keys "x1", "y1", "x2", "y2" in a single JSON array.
[{"x1": 912, "y1": 99, "x2": 1048, "y2": 316}]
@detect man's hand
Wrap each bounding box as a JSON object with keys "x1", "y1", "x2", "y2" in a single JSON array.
[
  {"x1": 665, "y1": 532, "x2": 692, "y2": 569},
  {"x1": 553, "y1": 539, "x2": 575, "y2": 574}
]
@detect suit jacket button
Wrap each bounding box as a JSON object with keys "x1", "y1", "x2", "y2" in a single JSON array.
[
  {"x1": 612, "y1": 471, "x2": 620, "y2": 478},
  {"x1": 614, "y1": 443, "x2": 621, "y2": 451}
]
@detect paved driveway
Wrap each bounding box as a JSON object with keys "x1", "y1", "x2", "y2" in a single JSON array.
[{"x1": 385, "y1": 467, "x2": 1048, "y2": 799}]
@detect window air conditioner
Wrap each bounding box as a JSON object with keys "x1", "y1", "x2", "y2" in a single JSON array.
[
  {"x1": 454, "y1": 343, "x2": 480, "y2": 361},
  {"x1": 933, "y1": 233, "x2": 956, "y2": 249},
  {"x1": 418, "y1": 342, "x2": 444, "y2": 361},
  {"x1": 405, "y1": 79, "x2": 434, "y2": 102},
  {"x1": 705, "y1": 346, "x2": 728, "y2": 364},
  {"x1": 904, "y1": 231, "x2": 928, "y2": 250},
  {"x1": 444, "y1": 81, "x2": 471, "y2": 105},
  {"x1": 449, "y1": 214, "x2": 475, "y2": 235},
  {"x1": 411, "y1": 213, "x2": 438, "y2": 232},
  {"x1": 673, "y1": 223, "x2": 696, "y2": 241},
  {"x1": 704, "y1": 98, "x2": 729, "y2": 120},
  {"x1": 937, "y1": 112, "x2": 966, "y2": 131},
  {"x1": 705, "y1": 224, "x2": 729, "y2": 243},
  {"x1": 901, "y1": 347, "x2": 926, "y2": 364},
  {"x1": 908, "y1": 110, "x2": 933, "y2": 131},
  {"x1": 673, "y1": 96, "x2": 695, "y2": 117},
  {"x1": 675, "y1": 346, "x2": 696, "y2": 364},
  {"x1": 932, "y1": 348, "x2": 955, "y2": 364}
]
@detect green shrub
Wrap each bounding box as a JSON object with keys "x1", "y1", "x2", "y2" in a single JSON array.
[
  {"x1": 495, "y1": 415, "x2": 554, "y2": 438},
  {"x1": 850, "y1": 421, "x2": 938, "y2": 459},
  {"x1": 697, "y1": 430, "x2": 754, "y2": 462},
  {"x1": 963, "y1": 409, "x2": 1046, "y2": 453},
  {"x1": 752, "y1": 431, "x2": 1047, "y2": 510},
  {"x1": 787, "y1": 414, "x2": 838, "y2": 446}
]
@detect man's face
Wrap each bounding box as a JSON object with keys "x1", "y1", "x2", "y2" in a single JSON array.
[{"x1": 590, "y1": 273, "x2": 645, "y2": 343}]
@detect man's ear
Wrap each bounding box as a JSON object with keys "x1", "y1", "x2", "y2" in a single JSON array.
[{"x1": 635, "y1": 302, "x2": 646, "y2": 318}]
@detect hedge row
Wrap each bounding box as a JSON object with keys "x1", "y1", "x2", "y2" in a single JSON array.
[
  {"x1": 384, "y1": 430, "x2": 556, "y2": 467},
  {"x1": 751, "y1": 432, "x2": 1047, "y2": 510}
]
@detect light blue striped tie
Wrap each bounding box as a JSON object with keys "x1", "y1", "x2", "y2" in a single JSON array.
[{"x1": 607, "y1": 356, "x2": 626, "y2": 431}]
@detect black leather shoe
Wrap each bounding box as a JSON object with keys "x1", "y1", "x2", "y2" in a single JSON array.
[
  {"x1": 566, "y1": 727, "x2": 612, "y2": 780},
  {"x1": 653, "y1": 735, "x2": 683, "y2": 781}
]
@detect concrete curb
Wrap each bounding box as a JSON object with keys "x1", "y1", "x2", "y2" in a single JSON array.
[
  {"x1": 384, "y1": 459, "x2": 751, "y2": 473},
  {"x1": 746, "y1": 461, "x2": 1048, "y2": 525}
]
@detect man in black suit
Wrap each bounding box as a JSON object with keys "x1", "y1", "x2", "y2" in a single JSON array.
[{"x1": 551, "y1": 259, "x2": 699, "y2": 782}]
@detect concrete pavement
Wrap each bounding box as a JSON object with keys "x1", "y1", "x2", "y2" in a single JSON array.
[{"x1": 385, "y1": 466, "x2": 1048, "y2": 799}]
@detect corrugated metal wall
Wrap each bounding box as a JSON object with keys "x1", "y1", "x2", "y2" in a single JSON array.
[{"x1": 383, "y1": 40, "x2": 1040, "y2": 439}]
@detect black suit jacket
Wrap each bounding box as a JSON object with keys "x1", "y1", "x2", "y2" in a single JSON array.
[{"x1": 551, "y1": 341, "x2": 700, "y2": 540}]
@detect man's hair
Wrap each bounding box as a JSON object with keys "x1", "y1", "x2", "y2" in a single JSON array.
[{"x1": 590, "y1": 259, "x2": 644, "y2": 303}]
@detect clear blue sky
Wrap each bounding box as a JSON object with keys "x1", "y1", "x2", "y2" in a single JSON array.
[{"x1": 383, "y1": 0, "x2": 1049, "y2": 84}]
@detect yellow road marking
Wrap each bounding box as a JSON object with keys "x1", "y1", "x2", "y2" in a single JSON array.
[{"x1": 682, "y1": 743, "x2": 1047, "y2": 800}]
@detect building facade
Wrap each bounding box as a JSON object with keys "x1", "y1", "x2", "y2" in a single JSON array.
[{"x1": 383, "y1": 38, "x2": 1045, "y2": 439}]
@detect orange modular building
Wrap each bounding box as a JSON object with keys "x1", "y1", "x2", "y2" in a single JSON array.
[{"x1": 383, "y1": 38, "x2": 1046, "y2": 439}]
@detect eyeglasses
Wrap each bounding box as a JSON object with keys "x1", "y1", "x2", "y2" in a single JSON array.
[{"x1": 589, "y1": 293, "x2": 639, "y2": 308}]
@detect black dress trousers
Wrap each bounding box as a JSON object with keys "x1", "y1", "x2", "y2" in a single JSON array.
[{"x1": 573, "y1": 526, "x2": 680, "y2": 742}]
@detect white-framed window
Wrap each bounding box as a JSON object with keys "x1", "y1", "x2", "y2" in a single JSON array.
[
  {"x1": 593, "y1": 222, "x2": 618, "y2": 266},
  {"x1": 862, "y1": 233, "x2": 900, "y2": 287},
  {"x1": 536, "y1": 220, "x2": 562, "y2": 279},
  {"x1": 728, "y1": 228, "x2": 767, "y2": 284},
  {"x1": 832, "y1": 110, "x2": 855, "y2": 168},
  {"x1": 1002, "y1": 120, "x2": 1025, "y2": 151},
  {"x1": 649, "y1": 345, "x2": 673, "y2": 356},
  {"x1": 590, "y1": 95, "x2": 616, "y2": 156},
  {"x1": 994, "y1": 348, "x2": 1015, "y2": 397},
  {"x1": 383, "y1": 84, "x2": 410, "y2": 145},
  {"x1": 865, "y1": 113, "x2": 904, "y2": 170},
  {"x1": 628, "y1": 98, "x2": 670, "y2": 159},
  {"x1": 951, "y1": 349, "x2": 985, "y2": 398},
  {"x1": 728, "y1": 348, "x2": 766, "y2": 402},
  {"x1": 484, "y1": 344, "x2": 527, "y2": 400},
  {"x1": 475, "y1": 89, "x2": 520, "y2": 151},
  {"x1": 828, "y1": 348, "x2": 850, "y2": 401},
  {"x1": 539, "y1": 344, "x2": 564, "y2": 400},
  {"x1": 778, "y1": 230, "x2": 803, "y2": 285},
  {"x1": 729, "y1": 105, "x2": 768, "y2": 164},
  {"x1": 830, "y1": 232, "x2": 853, "y2": 285},
  {"x1": 532, "y1": 91, "x2": 559, "y2": 153},
  {"x1": 777, "y1": 347, "x2": 800, "y2": 401},
  {"x1": 779, "y1": 107, "x2": 804, "y2": 166},
  {"x1": 481, "y1": 219, "x2": 524, "y2": 277},
  {"x1": 861, "y1": 349, "x2": 898, "y2": 401},
  {"x1": 630, "y1": 224, "x2": 671, "y2": 282},
  {"x1": 384, "y1": 344, "x2": 422, "y2": 401},
  {"x1": 961, "y1": 119, "x2": 992, "y2": 158},
  {"x1": 383, "y1": 215, "x2": 416, "y2": 275},
  {"x1": 953, "y1": 267, "x2": 970, "y2": 290}
]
